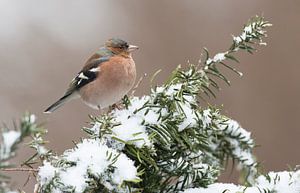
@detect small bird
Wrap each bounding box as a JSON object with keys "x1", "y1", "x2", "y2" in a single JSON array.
[{"x1": 44, "y1": 38, "x2": 138, "y2": 113}]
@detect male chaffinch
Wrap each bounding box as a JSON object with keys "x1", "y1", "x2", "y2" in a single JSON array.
[{"x1": 44, "y1": 38, "x2": 138, "y2": 113}]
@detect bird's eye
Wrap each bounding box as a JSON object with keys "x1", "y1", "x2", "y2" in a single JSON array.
[{"x1": 118, "y1": 45, "x2": 128, "y2": 49}]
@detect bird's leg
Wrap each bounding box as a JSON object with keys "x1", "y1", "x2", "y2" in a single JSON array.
[
  {"x1": 107, "y1": 102, "x2": 125, "y2": 113},
  {"x1": 108, "y1": 103, "x2": 122, "y2": 112},
  {"x1": 112, "y1": 103, "x2": 121, "y2": 110}
]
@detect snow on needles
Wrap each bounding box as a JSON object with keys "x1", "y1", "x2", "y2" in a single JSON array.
[
  {"x1": 0, "y1": 130, "x2": 21, "y2": 159},
  {"x1": 111, "y1": 96, "x2": 155, "y2": 148},
  {"x1": 181, "y1": 169, "x2": 300, "y2": 193},
  {"x1": 206, "y1": 52, "x2": 227, "y2": 65},
  {"x1": 38, "y1": 139, "x2": 139, "y2": 193},
  {"x1": 233, "y1": 19, "x2": 272, "y2": 45},
  {"x1": 38, "y1": 161, "x2": 57, "y2": 186}
]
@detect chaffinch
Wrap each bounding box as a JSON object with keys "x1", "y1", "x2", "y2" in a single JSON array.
[{"x1": 44, "y1": 38, "x2": 138, "y2": 113}]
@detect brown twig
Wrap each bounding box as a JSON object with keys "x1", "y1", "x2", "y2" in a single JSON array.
[{"x1": 0, "y1": 167, "x2": 38, "y2": 172}]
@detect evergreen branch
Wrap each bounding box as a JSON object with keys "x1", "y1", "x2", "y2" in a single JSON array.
[
  {"x1": 27, "y1": 16, "x2": 272, "y2": 193},
  {"x1": 195, "y1": 16, "x2": 271, "y2": 98},
  {"x1": 0, "y1": 113, "x2": 46, "y2": 193}
]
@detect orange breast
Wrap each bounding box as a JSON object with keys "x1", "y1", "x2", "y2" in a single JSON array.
[{"x1": 79, "y1": 55, "x2": 136, "y2": 109}]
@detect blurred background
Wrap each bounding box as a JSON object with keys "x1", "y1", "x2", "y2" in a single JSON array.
[{"x1": 0, "y1": 0, "x2": 299, "y2": 191}]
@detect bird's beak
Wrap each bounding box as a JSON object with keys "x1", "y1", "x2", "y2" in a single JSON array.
[{"x1": 128, "y1": 45, "x2": 139, "y2": 52}]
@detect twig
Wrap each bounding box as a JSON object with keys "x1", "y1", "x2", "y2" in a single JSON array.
[
  {"x1": 0, "y1": 167, "x2": 38, "y2": 172},
  {"x1": 23, "y1": 171, "x2": 34, "y2": 187},
  {"x1": 131, "y1": 73, "x2": 147, "y2": 96}
]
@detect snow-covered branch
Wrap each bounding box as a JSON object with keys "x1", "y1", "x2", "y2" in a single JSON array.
[
  {"x1": 35, "y1": 16, "x2": 273, "y2": 193},
  {"x1": 182, "y1": 169, "x2": 300, "y2": 193},
  {"x1": 3, "y1": 16, "x2": 296, "y2": 193},
  {"x1": 0, "y1": 113, "x2": 46, "y2": 193}
]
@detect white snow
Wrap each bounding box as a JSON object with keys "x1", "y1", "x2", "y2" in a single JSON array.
[
  {"x1": 29, "y1": 114, "x2": 36, "y2": 123},
  {"x1": 181, "y1": 170, "x2": 300, "y2": 193},
  {"x1": 108, "y1": 96, "x2": 166, "y2": 148},
  {"x1": 217, "y1": 119, "x2": 256, "y2": 169},
  {"x1": 201, "y1": 109, "x2": 212, "y2": 128},
  {"x1": 111, "y1": 153, "x2": 139, "y2": 184},
  {"x1": 64, "y1": 139, "x2": 111, "y2": 176},
  {"x1": 165, "y1": 84, "x2": 183, "y2": 96},
  {"x1": 112, "y1": 115, "x2": 151, "y2": 148},
  {"x1": 38, "y1": 139, "x2": 139, "y2": 193},
  {"x1": 223, "y1": 120, "x2": 252, "y2": 143},
  {"x1": 233, "y1": 20, "x2": 270, "y2": 45},
  {"x1": 59, "y1": 165, "x2": 87, "y2": 193},
  {"x1": 2, "y1": 130, "x2": 21, "y2": 153},
  {"x1": 38, "y1": 161, "x2": 57, "y2": 186},
  {"x1": 212, "y1": 53, "x2": 226, "y2": 63},
  {"x1": 178, "y1": 102, "x2": 197, "y2": 131},
  {"x1": 206, "y1": 52, "x2": 227, "y2": 65},
  {"x1": 36, "y1": 145, "x2": 48, "y2": 155},
  {"x1": 90, "y1": 121, "x2": 101, "y2": 134},
  {"x1": 244, "y1": 25, "x2": 253, "y2": 33},
  {"x1": 23, "y1": 114, "x2": 36, "y2": 124},
  {"x1": 254, "y1": 170, "x2": 300, "y2": 193}
]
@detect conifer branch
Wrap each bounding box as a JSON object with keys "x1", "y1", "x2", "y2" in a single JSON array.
[
  {"x1": 4, "y1": 16, "x2": 297, "y2": 193},
  {"x1": 33, "y1": 16, "x2": 272, "y2": 193}
]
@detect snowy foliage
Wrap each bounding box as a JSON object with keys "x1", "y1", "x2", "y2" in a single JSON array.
[
  {"x1": 2, "y1": 16, "x2": 294, "y2": 193},
  {"x1": 0, "y1": 114, "x2": 37, "y2": 161},
  {"x1": 182, "y1": 169, "x2": 300, "y2": 193},
  {"x1": 0, "y1": 113, "x2": 44, "y2": 193},
  {"x1": 35, "y1": 16, "x2": 273, "y2": 193},
  {"x1": 0, "y1": 130, "x2": 21, "y2": 160},
  {"x1": 36, "y1": 80, "x2": 259, "y2": 192},
  {"x1": 38, "y1": 139, "x2": 140, "y2": 193}
]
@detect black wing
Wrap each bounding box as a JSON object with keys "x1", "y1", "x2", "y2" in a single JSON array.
[
  {"x1": 44, "y1": 54, "x2": 111, "y2": 113},
  {"x1": 66, "y1": 56, "x2": 110, "y2": 95}
]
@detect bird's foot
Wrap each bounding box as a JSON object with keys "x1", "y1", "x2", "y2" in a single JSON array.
[{"x1": 108, "y1": 103, "x2": 122, "y2": 112}]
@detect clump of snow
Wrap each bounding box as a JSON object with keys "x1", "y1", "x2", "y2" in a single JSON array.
[
  {"x1": 154, "y1": 84, "x2": 184, "y2": 98},
  {"x1": 111, "y1": 96, "x2": 154, "y2": 148},
  {"x1": 200, "y1": 109, "x2": 257, "y2": 181},
  {"x1": 38, "y1": 161, "x2": 57, "y2": 186},
  {"x1": 178, "y1": 102, "x2": 197, "y2": 131},
  {"x1": 222, "y1": 120, "x2": 253, "y2": 145},
  {"x1": 200, "y1": 109, "x2": 212, "y2": 129},
  {"x1": 2, "y1": 130, "x2": 21, "y2": 154},
  {"x1": 59, "y1": 165, "x2": 88, "y2": 193},
  {"x1": 64, "y1": 139, "x2": 111, "y2": 176},
  {"x1": 206, "y1": 52, "x2": 227, "y2": 65},
  {"x1": 165, "y1": 84, "x2": 183, "y2": 96},
  {"x1": 23, "y1": 114, "x2": 36, "y2": 124},
  {"x1": 38, "y1": 139, "x2": 139, "y2": 193},
  {"x1": 111, "y1": 154, "x2": 138, "y2": 184},
  {"x1": 212, "y1": 53, "x2": 226, "y2": 63},
  {"x1": 255, "y1": 170, "x2": 300, "y2": 193},
  {"x1": 220, "y1": 119, "x2": 256, "y2": 173},
  {"x1": 35, "y1": 145, "x2": 48, "y2": 155},
  {"x1": 233, "y1": 20, "x2": 271, "y2": 45},
  {"x1": 89, "y1": 121, "x2": 101, "y2": 134},
  {"x1": 112, "y1": 114, "x2": 151, "y2": 148},
  {"x1": 181, "y1": 170, "x2": 300, "y2": 193}
]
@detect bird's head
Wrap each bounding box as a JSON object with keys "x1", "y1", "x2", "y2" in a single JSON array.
[{"x1": 105, "y1": 38, "x2": 139, "y2": 56}]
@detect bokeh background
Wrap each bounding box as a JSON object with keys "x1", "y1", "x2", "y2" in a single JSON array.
[{"x1": 0, "y1": 0, "x2": 299, "y2": 191}]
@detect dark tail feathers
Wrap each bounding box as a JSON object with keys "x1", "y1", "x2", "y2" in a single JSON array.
[{"x1": 44, "y1": 93, "x2": 76, "y2": 113}]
